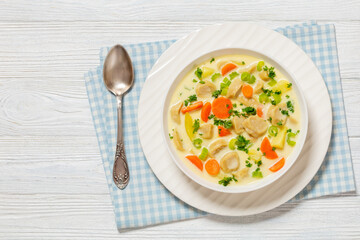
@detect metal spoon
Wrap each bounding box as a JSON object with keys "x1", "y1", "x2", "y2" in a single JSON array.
[{"x1": 103, "y1": 45, "x2": 134, "y2": 190}]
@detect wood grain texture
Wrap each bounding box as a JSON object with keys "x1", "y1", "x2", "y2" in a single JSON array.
[{"x1": 0, "y1": 0, "x2": 359, "y2": 239}]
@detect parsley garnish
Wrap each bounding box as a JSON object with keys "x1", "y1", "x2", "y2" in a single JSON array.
[
  {"x1": 199, "y1": 80, "x2": 205, "y2": 84},
  {"x1": 212, "y1": 90, "x2": 221, "y2": 98},
  {"x1": 242, "y1": 107, "x2": 257, "y2": 116},
  {"x1": 208, "y1": 114, "x2": 215, "y2": 120},
  {"x1": 262, "y1": 88, "x2": 273, "y2": 96},
  {"x1": 195, "y1": 67, "x2": 203, "y2": 79},
  {"x1": 235, "y1": 135, "x2": 251, "y2": 153},
  {"x1": 286, "y1": 95, "x2": 290, "y2": 99},
  {"x1": 210, "y1": 58, "x2": 215, "y2": 63},
  {"x1": 256, "y1": 160, "x2": 262, "y2": 167},
  {"x1": 287, "y1": 83, "x2": 292, "y2": 88},
  {"x1": 218, "y1": 175, "x2": 238, "y2": 186},
  {"x1": 287, "y1": 101, "x2": 294, "y2": 113},
  {"x1": 263, "y1": 66, "x2": 276, "y2": 79},
  {"x1": 246, "y1": 160, "x2": 252, "y2": 168},
  {"x1": 184, "y1": 94, "x2": 197, "y2": 106},
  {"x1": 281, "y1": 109, "x2": 289, "y2": 116},
  {"x1": 277, "y1": 121, "x2": 283, "y2": 126},
  {"x1": 192, "y1": 79, "x2": 198, "y2": 83},
  {"x1": 242, "y1": 61, "x2": 245, "y2": 65},
  {"x1": 192, "y1": 119, "x2": 200, "y2": 133},
  {"x1": 228, "y1": 109, "x2": 241, "y2": 117},
  {"x1": 169, "y1": 133, "x2": 173, "y2": 139},
  {"x1": 213, "y1": 118, "x2": 232, "y2": 129}
]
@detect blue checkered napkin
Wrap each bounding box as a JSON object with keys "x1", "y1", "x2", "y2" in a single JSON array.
[
  {"x1": 278, "y1": 24, "x2": 356, "y2": 200},
  {"x1": 84, "y1": 22, "x2": 355, "y2": 229}
]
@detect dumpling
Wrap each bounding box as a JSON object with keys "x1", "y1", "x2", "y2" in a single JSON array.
[
  {"x1": 267, "y1": 102, "x2": 288, "y2": 126},
  {"x1": 254, "y1": 80, "x2": 264, "y2": 94},
  {"x1": 198, "y1": 123, "x2": 213, "y2": 139},
  {"x1": 172, "y1": 129, "x2": 184, "y2": 151},
  {"x1": 238, "y1": 96, "x2": 260, "y2": 108},
  {"x1": 226, "y1": 77, "x2": 243, "y2": 98},
  {"x1": 232, "y1": 116, "x2": 245, "y2": 134},
  {"x1": 259, "y1": 71, "x2": 270, "y2": 80},
  {"x1": 208, "y1": 139, "x2": 227, "y2": 157},
  {"x1": 195, "y1": 81, "x2": 216, "y2": 98},
  {"x1": 170, "y1": 101, "x2": 183, "y2": 124},
  {"x1": 220, "y1": 152, "x2": 240, "y2": 173},
  {"x1": 242, "y1": 115, "x2": 268, "y2": 138}
]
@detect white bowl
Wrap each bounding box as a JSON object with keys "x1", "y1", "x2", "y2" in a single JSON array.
[{"x1": 162, "y1": 48, "x2": 308, "y2": 194}]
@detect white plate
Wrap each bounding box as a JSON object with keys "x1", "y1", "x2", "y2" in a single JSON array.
[{"x1": 138, "y1": 23, "x2": 332, "y2": 216}]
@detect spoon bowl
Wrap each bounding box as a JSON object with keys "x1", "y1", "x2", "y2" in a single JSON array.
[
  {"x1": 103, "y1": 45, "x2": 134, "y2": 95},
  {"x1": 103, "y1": 44, "x2": 134, "y2": 190}
]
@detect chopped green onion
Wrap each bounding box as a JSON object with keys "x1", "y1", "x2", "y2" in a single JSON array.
[
  {"x1": 268, "y1": 126, "x2": 279, "y2": 137},
  {"x1": 272, "y1": 93, "x2": 282, "y2": 105},
  {"x1": 241, "y1": 72, "x2": 250, "y2": 82},
  {"x1": 199, "y1": 147, "x2": 208, "y2": 160},
  {"x1": 248, "y1": 75, "x2": 256, "y2": 84},
  {"x1": 268, "y1": 79, "x2": 277, "y2": 86},
  {"x1": 229, "y1": 71, "x2": 239, "y2": 80},
  {"x1": 211, "y1": 73, "x2": 221, "y2": 81},
  {"x1": 257, "y1": 61, "x2": 264, "y2": 71},
  {"x1": 252, "y1": 168, "x2": 263, "y2": 178},
  {"x1": 287, "y1": 132, "x2": 297, "y2": 146},
  {"x1": 259, "y1": 92, "x2": 269, "y2": 103},
  {"x1": 193, "y1": 138, "x2": 203, "y2": 149},
  {"x1": 229, "y1": 138, "x2": 237, "y2": 150},
  {"x1": 221, "y1": 87, "x2": 228, "y2": 96},
  {"x1": 220, "y1": 77, "x2": 231, "y2": 90}
]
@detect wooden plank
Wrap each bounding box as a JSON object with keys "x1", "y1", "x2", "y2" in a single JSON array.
[{"x1": 0, "y1": 0, "x2": 359, "y2": 21}]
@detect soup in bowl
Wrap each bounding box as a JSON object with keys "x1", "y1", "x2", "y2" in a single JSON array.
[{"x1": 163, "y1": 48, "x2": 308, "y2": 193}]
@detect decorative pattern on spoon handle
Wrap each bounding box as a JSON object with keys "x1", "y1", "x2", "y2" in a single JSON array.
[
  {"x1": 113, "y1": 95, "x2": 130, "y2": 190},
  {"x1": 113, "y1": 141, "x2": 129, "y2": 189}
]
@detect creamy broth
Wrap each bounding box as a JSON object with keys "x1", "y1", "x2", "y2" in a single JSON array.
[{"x1": 168, "y1": 55, "x2": 301, "y2": 187}]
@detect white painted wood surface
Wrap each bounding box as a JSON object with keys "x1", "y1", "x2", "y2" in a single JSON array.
[{"x1": 0, "y1": 1, "x2": 359, "y2": 239}]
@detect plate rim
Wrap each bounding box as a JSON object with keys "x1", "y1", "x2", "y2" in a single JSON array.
[{"x1": 138, "y1": 22, "x2": 332, "y2": 216}]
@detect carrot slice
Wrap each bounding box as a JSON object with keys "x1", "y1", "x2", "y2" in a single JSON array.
[
  {"x1": 260, "y1": 137, "x2": 278, "y2": 159},
  {"x1": 269, "y1": 158, "x2": 285, "y2": 172},
  {"x1": 265, "y1": 150, "x2": 278, "y2": 159},
  {"x1": 257, "y1": 106, "x2": 263, "y2": 118},
  {"x1": 212, "y1": 97, "x2": 232, "y2": 119},
  {"x1": 185, "y1": 155, "x2": 203, "y2": 171},
  {"x1": 218, "y1": 126, "x2": 231, "y2": 136},
  {"x1": 205, "y1": 159, "x2": 220, "y2": 176},
  {"x1": 242, "y1": 84, "x2": 253, "y2": 98},
  {"x1": 221, "y1": 63, "x2": 237, "y2": 76},
  {"x1": 201, "y1": 102, "x2": 212, "y2": 122},
  {"x1": 181, "y1": 101, "x2": 203, "y2": 114},
  {"x1": 260, "y1": 137, "x2": 272, "y2": 153}
]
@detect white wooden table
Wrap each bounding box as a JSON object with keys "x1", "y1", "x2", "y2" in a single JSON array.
[{"x1": 0, "y1": 1, "x2": 359, "y2": 239}]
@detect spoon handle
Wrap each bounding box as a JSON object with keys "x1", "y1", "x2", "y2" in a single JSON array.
[{"x1": 113, "y1": 95, "x2": 130, "y2": 189}]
